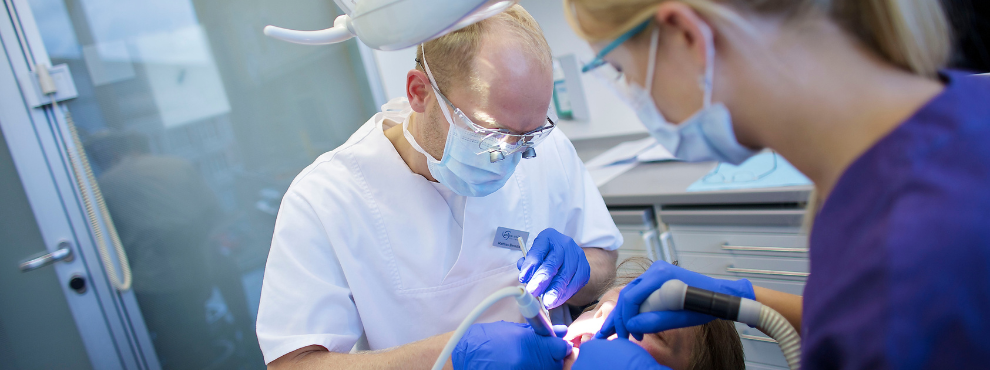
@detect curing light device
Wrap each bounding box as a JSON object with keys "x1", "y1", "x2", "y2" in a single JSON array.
[
  {"x1": 641, "y1": 280, "x2": 802, "y2": 370},
  {"x1": 431, "y1": 286, "x2": 554, "y2": 370}
]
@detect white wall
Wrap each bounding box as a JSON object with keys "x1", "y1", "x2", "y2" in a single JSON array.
[
  {"x1": 371, "y1": 46, "x2": 417, "y2": 107},
  {"x1": 368, "y1": 0, "x2": 646, "y2": 140}
]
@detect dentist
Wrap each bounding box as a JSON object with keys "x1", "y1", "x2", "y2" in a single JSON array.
[{"x1": 257, "y1": 5, "x2": 620, "y2": 369}]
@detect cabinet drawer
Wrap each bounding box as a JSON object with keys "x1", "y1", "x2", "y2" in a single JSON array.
[
  {"x1": 736, "y1": 323, "x2": 789, "y2": 368},
  {"x1": 618, "y1": 230, "x2": 650, "y2": 252},
  {"x1": 671, "y1": 231, "x2": 808, "y2": 257},
  {"x1": 677, "y1": 253, "x2": 809, "y2": 281}
]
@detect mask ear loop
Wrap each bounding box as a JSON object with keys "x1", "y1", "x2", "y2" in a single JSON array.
[
  {"x1": 644, "y1": 25, "x2": 660, "y2": 96},
  {"x1": 696, "y1": 21, "x2": 716, "y2": 109},
  {"x1": 420, "y1": 44, "x2": 459, "y2": 128}
]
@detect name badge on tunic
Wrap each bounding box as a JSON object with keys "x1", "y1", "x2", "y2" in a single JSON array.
[{"x1": 493, "y1": 227, "x2": 529, "y2": 251}]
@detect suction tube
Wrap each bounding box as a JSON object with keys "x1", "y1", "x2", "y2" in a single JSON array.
[{"x1": 640, "y1": 280, "x2": 801, "y2": 370}]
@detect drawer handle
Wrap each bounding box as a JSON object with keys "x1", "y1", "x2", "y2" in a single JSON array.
[
  {"x1": 740, "y1": 334, "x2": 778, "y2": 343},
  {"x1": 722, "y1": 245, "x2": 808, "y2": 253},
  {"x1": 726, "y1": 266, "x2": 810, "y2": 277}
]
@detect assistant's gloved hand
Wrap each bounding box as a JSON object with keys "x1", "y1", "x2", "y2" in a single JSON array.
[
  {"x1": 452, "y1": 321, "x2": 571, "y2": 370},
  {"x1": 517, "y1": 228, "x2": 591, "y2": 308},
  {"x1": 598, "y1": 260, "x2": 754, "y2": 341},
  {"x1": 572, "y1": 338, "x2": 671, "y2": 370}
]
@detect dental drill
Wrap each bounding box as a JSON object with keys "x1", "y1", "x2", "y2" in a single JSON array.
[{"x1": 640, "y1": 279, "x2": 801, "y2": 370}]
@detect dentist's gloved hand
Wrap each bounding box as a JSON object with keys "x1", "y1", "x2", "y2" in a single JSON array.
[
  {"x1": 572, "y1": 338, "x2": 671, "y2": 370},
  {"x1": 598, "y1": 260, "x2": 754, "y2": 341},
  {"x1": 453, "y1": 321, "x2": 571, "y2": 370},
  {"x1": 517, "y1": 228, "x2": 591, "y2": 308}
]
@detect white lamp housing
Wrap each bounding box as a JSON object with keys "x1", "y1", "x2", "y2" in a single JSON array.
[{"x1": 264, "y1": 0, "x2": 519, "y2": 50}]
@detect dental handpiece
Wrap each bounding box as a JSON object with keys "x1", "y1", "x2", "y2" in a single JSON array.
[
  {"x1": 516, "y1": 288, "x2": 556, "y2": 337},
  {"x1": 516, "y1": 237, "x2": 555, "y2": 336}
]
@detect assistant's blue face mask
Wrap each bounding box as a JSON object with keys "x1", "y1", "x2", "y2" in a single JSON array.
[{"x1": 587, "y1": 21, "x2": 758, "y2": 165}]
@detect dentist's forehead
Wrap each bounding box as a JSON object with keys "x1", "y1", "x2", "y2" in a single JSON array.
[{"x1": 465, "y1": 36, "x2": 553, "y2": 134}]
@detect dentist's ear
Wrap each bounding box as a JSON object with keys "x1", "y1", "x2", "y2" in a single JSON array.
[{"x1": 406, "y1": 69, "x2": 432, "y2": 113}]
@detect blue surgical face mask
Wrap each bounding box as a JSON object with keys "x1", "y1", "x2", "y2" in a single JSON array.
[
  {"x1": 401, "y1": 99, "x2": 521, "y2": 197},
  {"x1": 590, "y1": 22, "x2": 757, "y2": 165}
]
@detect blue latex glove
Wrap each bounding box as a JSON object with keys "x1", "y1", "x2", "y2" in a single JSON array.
[
  {"x1": 452, "y1": 321, "x2": 571, "y2": 370},
  {"x1": 598, "y1": 260, "x2": 755, "y2": 341},
  {"x1": 517, "y1": 228, "x2": 591, "y2": 308},
  {"x1": 572, "y1": 338, "x2": 671, "y2": 370}
]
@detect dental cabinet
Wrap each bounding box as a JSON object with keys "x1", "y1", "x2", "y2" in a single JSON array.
[{"x1": 576, "y1": 134, "x2": 813, "y2": 370}]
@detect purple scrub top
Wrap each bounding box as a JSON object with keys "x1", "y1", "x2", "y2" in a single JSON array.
[{"x1": 803, "y1": 71, "x2": 990, "y2": 369}]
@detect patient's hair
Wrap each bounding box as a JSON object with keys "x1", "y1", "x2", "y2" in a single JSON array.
[{"x1": 613, "y1": 258, "x2": 745, "y2": 370}]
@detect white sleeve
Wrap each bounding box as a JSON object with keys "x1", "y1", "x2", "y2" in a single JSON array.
[
  {"x1": 551, "y1": 131, "x2": 623, "y2": 251},
  {"x1": 256, "y1": 187, "x2": 363, "y2": 364}
]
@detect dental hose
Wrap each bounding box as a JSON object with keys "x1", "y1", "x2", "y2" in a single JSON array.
[
  {"x1": 432, "y1": 286, "x2": 555, "y2": 370},
  {"x1": 640, "y1": 280, "x2": 801, "y2": 370}
]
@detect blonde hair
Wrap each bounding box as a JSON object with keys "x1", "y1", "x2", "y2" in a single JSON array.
[
  {"x1": 416, "y1": 4, "x2": 553, "y2": 93},
  {"x1": 563, "y1": 0, "x2": 951, "y2": 78}
]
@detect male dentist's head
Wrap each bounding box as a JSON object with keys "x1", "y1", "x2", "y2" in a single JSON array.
[{"x1": 391, "y1": 5, "x2": 555, "y2": 197}]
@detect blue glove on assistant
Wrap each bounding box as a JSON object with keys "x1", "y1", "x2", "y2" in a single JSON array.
[
  {"x1": 571, "y1": 338, "x2": 671, "y2": 370},
  {"x1": 452, "y1": 321, "x2": 571, "y2": 370},
  {"x1": 598, "y1": 260, "x2": 755, "y2": 341},
  {"x1": 517, "y1": 228, "x2": 591, "y2": 309}
]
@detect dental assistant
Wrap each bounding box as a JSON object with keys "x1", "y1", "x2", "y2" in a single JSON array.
[
  {"x1": 256, "y1": 5, "x2": 620, "y2": 369},
  {"x1": 557, "y1": 0, "x2": 990, "y2": 369}
]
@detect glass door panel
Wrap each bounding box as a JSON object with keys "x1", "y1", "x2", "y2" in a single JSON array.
[
  {"x1": 0, "y1": 126, "x2": 93, "y2": 370},
  {"x1": 23, "y1": 0, "x2": 378, "y2": 368}
]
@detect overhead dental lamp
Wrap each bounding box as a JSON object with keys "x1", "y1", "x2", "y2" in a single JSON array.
[{"x1": 264, "y1": 0, "x2": 519, "y2": 50}]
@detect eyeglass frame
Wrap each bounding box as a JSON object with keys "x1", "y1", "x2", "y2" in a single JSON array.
[
  {"x1": 581, "y1": 20, "x2": 651, "y2": 73},
  {"x1": 414, "y1": 59, "x2": 557, "y2": 155}
]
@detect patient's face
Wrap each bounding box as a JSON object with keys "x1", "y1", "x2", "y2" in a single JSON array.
[{"x1": 563, "y1": 287, "x2": 698, "y2": 370}]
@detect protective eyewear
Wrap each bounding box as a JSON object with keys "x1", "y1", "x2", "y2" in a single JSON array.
[
  {"x1": 417, "y1": 59, "x2": 557, "y2": 162},
  {"x1": 581, "y1": 20, "x2": 651, "y2": 73}
]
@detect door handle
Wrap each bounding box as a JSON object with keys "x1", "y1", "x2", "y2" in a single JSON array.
[{"x1": 20, "y1": 241, "x2": 74, "y2": 272}]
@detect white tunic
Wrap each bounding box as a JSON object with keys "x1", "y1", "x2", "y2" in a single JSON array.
[{"x1": 256, "y1": 98, "x2": 622, "y2": 364}]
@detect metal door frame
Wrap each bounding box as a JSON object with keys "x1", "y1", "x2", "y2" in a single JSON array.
[{"x1": 0, "y1": 0, "x2": 159, "y2": 368}]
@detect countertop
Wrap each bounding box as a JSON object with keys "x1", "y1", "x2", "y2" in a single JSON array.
[{"x1": 571, "y1": 133, "x2": 814, "y2": 207}]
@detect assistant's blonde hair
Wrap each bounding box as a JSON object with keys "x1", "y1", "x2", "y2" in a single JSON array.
[
  {"x1": 416, "y1": 4, "x2": 553, "y2": 93},
  {"x1": 564, "y1": 0, "x2": 951, "y2": 78}
]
